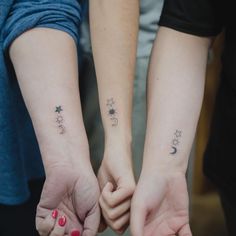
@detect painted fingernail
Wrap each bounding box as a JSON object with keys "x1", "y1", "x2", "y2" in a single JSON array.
[
  {"x1": 58, "y1": 216, "x2": 67, "y2": 227},
  {"x1": 71, "y1": 230, "x2": 80, "y2": 236},
  {"x1": 52, "y1": 209, "x2": 58, "y2": 219}
]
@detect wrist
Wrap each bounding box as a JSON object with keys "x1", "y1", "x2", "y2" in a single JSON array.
[
  {"x1": 103, "y1": 135, "x2": 132, "y2": 163},
  {"x1": 40, "y1": 139, "x2": 92, "y2": 175},
  {"x1": 142, "y1": 147, "x2": 189, "y2": 175},
  {"x1": 105, "y1": 133, "x2": 132, "y2": 152}
]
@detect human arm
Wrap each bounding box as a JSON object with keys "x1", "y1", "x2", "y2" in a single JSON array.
[
  {"x1": 89, "y1": 0, "x2": 139, "y2": 233},
  {"x1": 131, "y1": 27, "x2": 211, "y2": 236},
  {"x1": 9, "y1": 27, "x2": 99, "y2": 236}
]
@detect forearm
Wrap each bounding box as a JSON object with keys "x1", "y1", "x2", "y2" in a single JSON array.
[
  {"x1": 89, "y1": 0, "x2": 139, "y2": 145},
  {"x1": 144, "y1": 27, "x2": 211, "y2": 173},
  {"x1": 10, "y1": 28, "x2": 89, "y2": 173}
]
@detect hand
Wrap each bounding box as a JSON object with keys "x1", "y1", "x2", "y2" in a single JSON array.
[
  {"x1": 131, "y1": 168, "x2": 192, "y2": 236},
  {"x1": 97, "y1": 143, "x2": 136, "y2": 234},
  {"x1": 36, "y1": 163, "x2": 100, "y2": 236}
]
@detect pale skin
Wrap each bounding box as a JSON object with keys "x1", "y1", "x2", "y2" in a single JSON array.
[
  {"x1": 131, "y1": 27, "x2": 211, "y2": 236},
  {"x1": 10, "y1": 28, "x2": 100, "y2": 236},
  {"x1": 90, "y1": 0, "x2": 139, "y2": 234},
  {"x1": 9, "y1": 1, "x2": 139, "y2": 235}
]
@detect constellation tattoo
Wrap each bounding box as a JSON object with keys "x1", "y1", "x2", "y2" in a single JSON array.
[
  {"x1": 55, "y1": 106, "x2": 65, "y2": 134},
  {"x1": 106, "y1": 98, "x2": 118, "y2": 127},
  {"x1": 170, "y1": 129, "x2": 182, "y2": 155}
]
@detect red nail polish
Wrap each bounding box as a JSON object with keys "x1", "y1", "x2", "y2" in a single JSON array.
[
  {"x1": 71, "y1": 230, "x2": 80, "y2": 236},
  {"x1": 52, "y1": 209, "x2": 58, "y2": 219},
  {"x1": 58, "y1": 216, "x2": 67, "y2": 227}
]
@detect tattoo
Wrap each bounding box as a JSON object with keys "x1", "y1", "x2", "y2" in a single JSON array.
[
  {"x1": 170, "y1": 130, "x2": 182, "y2": 155},
  {"x1": 106, "y1": 98, "x2": 118, "y2": 127},
  {"x1": 55, "y1": 106, "x2": 63, "y2": 113},
  {"x1": 55, "y1": 106, "x2": 65, "y2": 134}
]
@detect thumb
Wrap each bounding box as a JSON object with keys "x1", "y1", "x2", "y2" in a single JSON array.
[
  {"x1": 130, "y1": 200, "x2": 146, "y2": 236},
  {"x1": 104, "y1": 182, "x2": 114, "y2": 192},
  {"x1": 82, "y1": 203, "x2": 100, "y2": 236}
]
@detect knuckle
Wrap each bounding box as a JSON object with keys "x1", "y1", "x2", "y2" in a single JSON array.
[
  {"x1": 108, "y1": 210, "x2": 117, "y2": 221},
  {"x1": 107, "y1": 198, "x2": 116, "y2": 208}
]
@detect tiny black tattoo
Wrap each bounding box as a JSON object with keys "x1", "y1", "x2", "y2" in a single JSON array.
[
  {"x1": 106, "y1": 98, "x2": 118, "y2": 127},
  {"x1": 55, "y1": 106, "x2": 63, "y2": 113},
  {"x1": 55, "y1": 106, "x2": 65, "y2": 134},
  {"x1": 170, "y1": 130, "x2": 182, "y2": 155}
]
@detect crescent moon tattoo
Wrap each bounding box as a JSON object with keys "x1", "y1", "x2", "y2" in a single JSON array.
[{"x1": 170, "y1": 146, "x2": 177, "y2": 155}]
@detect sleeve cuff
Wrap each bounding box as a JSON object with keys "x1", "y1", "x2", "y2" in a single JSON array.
[
  {"x1": 2, "y1": 1, "x2": 82, "y2": 51},
  {"x1": 159, "y1": 14, "x2": 222, "y2": 37}
]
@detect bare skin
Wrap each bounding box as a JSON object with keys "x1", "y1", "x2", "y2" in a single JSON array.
[
  {"x1": 131, "y1": 27, "x2": 211, "y2": 236},
  {"x1": 10, "y1": 28, "x2": 100, "y2": 236},
  {"x1": 90, "y1": 0, "x2": 139, "y2": 233}
]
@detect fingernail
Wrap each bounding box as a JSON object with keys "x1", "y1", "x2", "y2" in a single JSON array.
[
  {"x1": 52, "y1": 209, "x2": 58, "y2": 219},
  {"x1": 58, "y1": 216, "x2": 67, "y2": 227},
  {"x1": 71, "y1": 230, "x2": 80, "y2": 236}
]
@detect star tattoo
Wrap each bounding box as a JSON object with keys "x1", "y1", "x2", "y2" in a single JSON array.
[
  {"x1": 170, "y1": 129, "x2": 183, "y2": 156},
  {"x1": 54, "y1": 106, "x2": 65, "y2": 134},
  {"x1": 174, "y1": 130, "x2": 182, "y2": 138},
  {"x1": 172, "y1": 139, "x2": 179, "y2": 146},
  {"x1": 55, "y1": 106, "x2": 63, "y2": 113},
  {"x1": 106, "y1": 98, "x2": 115, "y2": 107},
  {"x1": 56, "y1": 115, "x2": 63, "y2": 123}
]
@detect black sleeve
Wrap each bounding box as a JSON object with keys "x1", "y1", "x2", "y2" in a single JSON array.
[{"x1": 159, "y1": 0, "x2": 223, "y2": 37}]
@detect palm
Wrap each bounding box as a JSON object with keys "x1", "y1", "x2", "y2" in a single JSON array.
[
  {"x1": 36, "y1": 165, "x2": 100, "y2": 235},
  {"x1": 133, "y1": 172, "x2": 191, "y2": 236}
]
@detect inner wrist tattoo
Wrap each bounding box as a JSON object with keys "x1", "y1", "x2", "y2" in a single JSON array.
[
  {"x1": 55, "y1": 105, "x2": 65, "y2": 134},
  {"x1": 170, "y1": 129, "x2": 182, "y2": 155},
  {"x1": 106, "y1": 98, "x2": 118, "y2": 127}
]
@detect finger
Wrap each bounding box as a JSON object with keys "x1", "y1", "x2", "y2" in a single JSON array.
[
  {"x1": 82, "y1": 203, "x2": 100, "y2": 236},
  {"x1": 102, "y1": 182, "x2": 133, "y2": 208},
  {"x1": 70, "y1": 230, "x2": 81, "y2": 236},
  {"x1": 50, "y1": 215, "x2": 66, "y2": 236},
  {"x1": 100, "y1": 196, "x2": 131, "y2": 221},
  {"x1": 36, "y1": 209, "x2": 58, "y2": 236},
  {"x1": 110, "y1": 212, "x2": 130, "y2": 233},
  {"x1": 178, "y1": 223, "x2": 192, "y2": 236},
  {"x1": 130, "y1": 201, "x2": 146, "y2": 236},
  {"x1": 116, "y1": 222, "x2": 129, "y2": 235}
]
